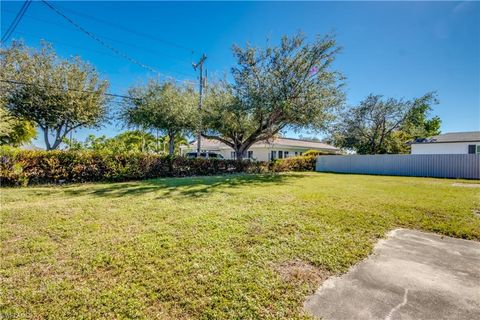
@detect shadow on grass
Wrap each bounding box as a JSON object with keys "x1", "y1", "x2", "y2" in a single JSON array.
[{"x1": 62, "y1": 173, "x2": 306, "y2": 199}]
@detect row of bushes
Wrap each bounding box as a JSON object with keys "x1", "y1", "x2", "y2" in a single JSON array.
[
  {"x1": 0, "y1": 148, "x2": 318, "y2": 186},
  {"x1": 269, "y1": 154, "x2": 317, "y2": 172}
]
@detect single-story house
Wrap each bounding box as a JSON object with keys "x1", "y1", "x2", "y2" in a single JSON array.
[
  {"x1": 181, "y1": 137, "x2": 340, "y2": 161},
  {"x1": 410, "y1": 131, "x2": 480, "y2": 154}
]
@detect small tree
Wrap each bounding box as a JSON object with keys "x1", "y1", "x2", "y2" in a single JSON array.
[
  {"x1": 201, "y1": 33, "x2": 344, "y2": 160},
  {"x1": 121, "y1": 81, "x2": 197, "y2": 155},
  {"x1": 0, "y1": 106, "x2": 36, "y2": 146},
  {"x1": 1, "y1": 41, "x2": 109, "y2": 150},
  {"x1": 330, "y1": 93, "x2": 439, "y2": 154},
  {"x1": 64, "y1": 131, "x2": 163, "y2": 153}
]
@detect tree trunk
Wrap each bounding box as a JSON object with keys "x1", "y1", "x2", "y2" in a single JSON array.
[
  {"x1": 51, "y1": 138, "x2": 63, "y2": 150},
  {"x1": 369, "y1": 130, "x2": 380, "y2": 154},
  {"x1": 235, "y1": 149, "x2": 245, "y2": 161},
  {"x1": 377, "y1": 120, "x2": 387, "y2": 154},
  {"x1": 236, "y1": 139, "x2": 257, "y2": 161},
  {"x1": 168, "y1": 133, "x2": 175, "y2": 156},
  {"x1": 43, "y1": 127, "x2": 53, "y2": 150},
  {"x1": 51, "y1": 127, "x2": 68, "y2": 150}
]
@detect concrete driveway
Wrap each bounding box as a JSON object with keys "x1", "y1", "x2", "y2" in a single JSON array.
[{"x1": 304, "y1": 229, "x2": 480, "y2": 320}]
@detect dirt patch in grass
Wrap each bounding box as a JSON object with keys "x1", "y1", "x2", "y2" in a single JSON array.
[
  {"x1": 452, "y1": 183, "x2": 480, "y2": 188},
  {"x1": 275, "y1": 259, "x2": 331, "y2": 285}
]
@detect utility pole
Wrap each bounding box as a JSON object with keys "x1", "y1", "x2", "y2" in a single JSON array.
[{"x1": 193, "y1": 53, "x2": 207, "y2": 155}]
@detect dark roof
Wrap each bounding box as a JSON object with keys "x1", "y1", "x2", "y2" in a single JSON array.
[{"x1": 411, "y1": 131, "x2": 480, "y2": 144}]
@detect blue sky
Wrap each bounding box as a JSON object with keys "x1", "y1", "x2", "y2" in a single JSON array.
[{"x1": 1, "y1": 1, "x2": 479, "y2": 145}]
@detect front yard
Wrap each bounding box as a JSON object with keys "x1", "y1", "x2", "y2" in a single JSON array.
[{"x1": 1, "y1": 173, "x2": 479, "y2": 319}]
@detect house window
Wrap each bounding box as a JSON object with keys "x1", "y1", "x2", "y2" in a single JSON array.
[
  {"x1": 231, "y1": 151, "x2": 236, "y2": 159},
  {"x1": 247, "y1": 151, "x2": 253, "y2": 159},
  {"x1": 284, "y1": 151, "x2": 289, "y2": 158},
  {"x1": 295, "y1": 151, "x2": 298, "y2": 156},
  {"x1": 278, "y1": 151, "x2": 283, "y2": 159},
  {"x1": 468, "y1": 145, "x2": 476, "y2": 154},
  {"x1": 477, "y1": 145, "x2": 480, "y2": 154},
  {"x1": 270, "y1": 151, "x2": 277, "y2": 160}
]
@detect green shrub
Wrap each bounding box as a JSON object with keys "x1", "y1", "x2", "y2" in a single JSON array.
[
  {"x1": 303, "y1": 149, "x2": 335, "y2": 156},
  {"x1": 0, "y1": 148, "x2": 325, "y2": 186},
  {"x1": 0, "y1": 148, "x2": 269, "y2": 186},
  {"x1": 270, "y1": 155, "x2": 317, "y2": 172}
]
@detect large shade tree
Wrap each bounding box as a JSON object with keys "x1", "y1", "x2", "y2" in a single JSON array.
[
  {"x1": 329, "y1": 93, "x2": 440, "y2": 154},
  {"x1": 121, "y1": 81, "x2": 197, "y2": 155},
  {"x1": 1, "y1": 41, "x2": 109, "y2": 150},
  {"x1": 201, "y1": 33, "x2": 344, "y2": 160}
]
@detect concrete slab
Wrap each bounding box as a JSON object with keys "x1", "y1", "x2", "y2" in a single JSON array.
[{"x1": 304, "y1": 229, "x2": 480, "y2": 320}]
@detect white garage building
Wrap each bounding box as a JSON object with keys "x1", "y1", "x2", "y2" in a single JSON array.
[{"x1": 410, "y1": 131, "x2": 480, "y2": 155}]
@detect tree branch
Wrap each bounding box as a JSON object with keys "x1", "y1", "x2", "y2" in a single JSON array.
[{"x1": 200, "y1": 133, "x2": 235, "y2": 148}]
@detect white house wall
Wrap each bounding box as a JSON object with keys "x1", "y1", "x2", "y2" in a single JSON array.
[
  {"x1": 248, "y1": 148, "x2": 270, "y2": 161},
  {"x1": 411, "y1": 142, "x2": 478, "y2": 154},
  {"x1": 249, "y1": 147, "x2": 308, "y2": 161},
  {"x1": 181, "y1": 145, "x2": 324, "y2": 160},
  {"x1": 214, "y1": 147, "x2": 305, "y2": 161}
]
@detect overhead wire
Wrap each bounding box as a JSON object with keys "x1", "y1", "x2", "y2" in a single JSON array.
[
  {"x1": 3, "y1": 1, "x2": 199, "y2": 95},
  {"x1": 1, "y1": 0, "x2": 32, "y2": 44},
  {"x1": 51, "y1": 2, "x2": 197, "y2": 55},
  {"x1": 2, "y1": 8, "x2": 194, "y2": 68},
  {"x1": 12, "y1": 30, "x2": 134, "y2": 60},
  {"x1": 40, "y1": 0, "x2": 162, "y2": 76},
  {"x1": 0, "y1": 79, "x2": 136, "y2": 101},
  {"x1": 40, "y1": 0, "x2": 196, "y2": 85}
]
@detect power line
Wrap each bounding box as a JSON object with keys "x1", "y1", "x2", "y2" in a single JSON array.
[
  {"x1": 10, "y1": 31, "x2": 197, "y2": 85},
  {"x1": 51, "y1": 2, "x2": 196, "y2": 55},
  {"x1": 0, "y1": 79, "x2": 136, "y2": 101},
  {"x1": 2, "y1": 8, "x2": 194, "y2": 67},
  {"x1": 13, "y1": 30, "x2": 132, "y2": 60},
  {"x1": 1, "y1": 1, "x2": 31, "y2": 44},
  {"x1": 10, "y1": 28, "x2": 193, "y2": 78},
  {"x1": 39, "y1": 0, "x2": 197, "y2": 84},
  {"x1": 2, "y1": 28, "x2": 197, "y2": 87},
  {"x1": 1, "y1": 0, "x2": 32, "y2": 44},
  {"x1": 40, "y1": 0, "x2": 163, "y2": 77}
]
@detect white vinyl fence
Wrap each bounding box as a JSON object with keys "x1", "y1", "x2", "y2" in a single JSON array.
[{"x1": 316, "y1": 154, "x2": 480, "y2": 179}]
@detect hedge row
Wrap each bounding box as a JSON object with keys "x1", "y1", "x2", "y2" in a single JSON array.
[
  {"x1": 270, "y1": 154, "x2": 317, "y2": 172},
  {"x1": 0, "y1": 148, "x2": 318, "y2": 186}
]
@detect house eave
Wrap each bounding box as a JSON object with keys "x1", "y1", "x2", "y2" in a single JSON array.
[{"x1": 411, "y1": 140, "x2": 480, "y2": 145}]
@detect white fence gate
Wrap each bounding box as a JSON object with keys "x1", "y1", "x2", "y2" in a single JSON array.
[{"x1": 316, "y1": 154, "x2": 480, "y2": 179}]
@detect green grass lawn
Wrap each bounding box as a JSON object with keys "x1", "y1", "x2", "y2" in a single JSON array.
[{"x1": 1, "y1": 172, "x2": 479, "y2": 319}]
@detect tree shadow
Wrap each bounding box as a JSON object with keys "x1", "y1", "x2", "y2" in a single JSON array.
[{"x1": 62, "y1": 173, "x2": 307, "y2": 199}]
